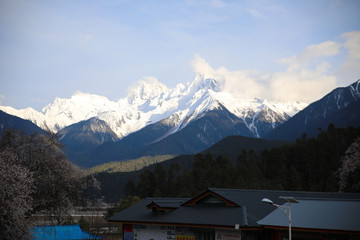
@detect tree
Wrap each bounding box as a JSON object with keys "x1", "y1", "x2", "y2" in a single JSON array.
[
  {"x1": 0, "y1": 148, "x2": 33, "y2": 240},
  {"x1": 286, "y1": 166, "x2": 302, "y2": 191},
  {"x1": 338, "y1": 137, "x2": 360, "y2": 192},
  {"x1": 124, "y1": 180, "x2": 136, "y2": 196},
  {"x1": 166, "y1": 163, "x2": 179, "y2": 197},
  {"x1": 235, "y1": 151, "x2": 263, "y2": 189},
  {"x1": 136, "y1": 168, "x2": 157, "y2": 197},
  {"x1": 154, "y1": 164, "x2": 167, "y2": 195},
  {"x1": 0, "y1": 130, "x2": 101, "y2": 230}
]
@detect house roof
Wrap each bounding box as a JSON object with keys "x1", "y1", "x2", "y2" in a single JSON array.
[
  {"x1": 32, "y1": 225, "x2": 103, "y2": 240},
  {"x1": 108, "y1": 188, "x2": 360, "y2": 230},
  {"x1": 109, "y1": 197, "x2": 248, "y2": 228},
  {"x1": 257, "y1": 199, "x2": 360, "y2": 232}
]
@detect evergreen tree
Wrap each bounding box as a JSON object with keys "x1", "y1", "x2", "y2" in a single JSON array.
[
  {"x1": 136, "y1": 168, "x2": 159, "y2": 197},
  {"x1": 154, "y1": 164, "x2": 167, "y2": 195},
  {"x1": 125, "y1": 180, "x2": 136, "y2": 196}
]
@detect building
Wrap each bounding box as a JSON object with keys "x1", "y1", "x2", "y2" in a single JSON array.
[{"x1": 108, "y1": 188, "x2": 360, "y2": 240}]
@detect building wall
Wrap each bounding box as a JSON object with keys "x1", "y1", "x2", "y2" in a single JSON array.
[
  {"x1": 134, "y1": 225, "x2": 170, "y2": 240},
  {"x1": 123, "y1": 224, "x2": 243, "y2": 240}
]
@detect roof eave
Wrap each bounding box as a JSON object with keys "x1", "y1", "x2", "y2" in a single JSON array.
[
  {"x1": 107, "y1": 220, "x2": 262, "y2": 230},
  {"x1": 261, "y1": 225, "x2": 360, "y2": 234}
]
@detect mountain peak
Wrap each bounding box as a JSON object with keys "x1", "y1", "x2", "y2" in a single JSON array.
[
  {"x1": 349, "y1": 79, "x2": 360, "y2": 97},
  {"x1": 189, "y1": 72, "x2": 221, "y2": 93},
  {"x1": 127, "y1": 78, "x2": 169, "y2": 105},
  {"x1": 194, "y1": 72, "x2": 205, "y2": 82}
]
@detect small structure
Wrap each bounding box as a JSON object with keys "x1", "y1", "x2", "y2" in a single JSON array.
[
  {"x1": 108, "y1": 188, "x2": 360, "y2": 240},
  {"x1": 32, "y1": 224, "x2": 103, "y2": 240}
]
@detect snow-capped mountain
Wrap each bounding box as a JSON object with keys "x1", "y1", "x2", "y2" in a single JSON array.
[
  {"x1": 0, "y1": 73, "x2": 307, "y2": 141},
  {"x1": 266, "y1": 79, "x2": 360, "y2": 140}
]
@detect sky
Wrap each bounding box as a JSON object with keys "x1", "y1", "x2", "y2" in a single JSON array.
[{"x1": 1, "y1": 0, "x2": 360, "y2": 111}]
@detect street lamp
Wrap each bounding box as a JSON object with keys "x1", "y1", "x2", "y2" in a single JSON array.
[{"x1": 261, "y1": 196, "x2": 299, "y2": 240}]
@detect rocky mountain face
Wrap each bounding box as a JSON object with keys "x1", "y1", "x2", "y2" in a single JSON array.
[
  {"x1": 265, "y1": 80, "x2": 360, "y2": 140},
  {"x1": 82, "y1": 104, "x2": 253, "y2": 167},
  {"x1": 57, "y1": 118, "x2": 118, "y2": 163}
]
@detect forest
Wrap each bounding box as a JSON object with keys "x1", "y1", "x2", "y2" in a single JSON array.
[{"x1": 105, "y1": 124, "x2": 360, "y2": 215}]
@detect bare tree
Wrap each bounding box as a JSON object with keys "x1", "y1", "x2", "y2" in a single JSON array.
[
  {"x1": 338, "y1": 137, "x2": 360, "y2": 192},
  {"x1": 0, "y1": 130, "x2": 101, "y2": 237},
  {"x1": 0, "y1": 148, "x2": 33, "y2": 240}
]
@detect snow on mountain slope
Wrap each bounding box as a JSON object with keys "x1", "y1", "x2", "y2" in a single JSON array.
[
  {"x1": 0, "y1": 73, "x2": 307, "y2": 138},
  {"x1": 265, "y1": 79, "x2": 360, "y2": 140},
  {"x1": 0, "y1": 106, "x2": 49, "y2": 130}
]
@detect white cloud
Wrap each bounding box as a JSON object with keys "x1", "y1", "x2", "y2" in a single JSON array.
[
  {"x1": 303, "y1": 41, "x2": 341, "y2": 58},
  {"x1": 269, "y1": 40, "x2": 341, "y2": 102},
  {"x1": 340, "y1": 31, "x2": 360, "y2": 82},
  {"x1": 190, "y1": 40, "x2": 339, "y2": 103},
  {"x1": 270, "y1": 42, "x2": 339, "y2": 102},
  {"x1": 190, "y1": 54, "x2": 268, "y2": 99},
  {"x1": 190, "y1": 54, "x2": 216, "y2": 79},
  {"x1": 279, "y1": 41, "x2": 341, "y2": 72},
  {"x1": 342, "y1": 31, "x2": 360, "y2": 59},
  {"x1": 269, "y1": 69, "x2": 337, "y2": 102}
]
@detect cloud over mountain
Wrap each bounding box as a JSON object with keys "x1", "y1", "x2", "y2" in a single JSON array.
[
  {"x1": 341, "y1": 31, "x2": 360, "y2": 81},
  {"x1": 190, "y1": 54, "x2": 268, "y2": 100},
  {"x1": 190, "y1": 31, "x2": 360, "y2": 104}
]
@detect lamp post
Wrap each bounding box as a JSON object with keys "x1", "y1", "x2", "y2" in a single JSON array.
[{"x1": 261, "y1": 196, "x2": 299, "y2": 240}]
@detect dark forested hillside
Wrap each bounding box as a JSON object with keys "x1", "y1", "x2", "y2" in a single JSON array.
[
  {"x1": 98, "y1": 124, "x2": 360, "y2": 203},
  {"x1": 204, "y1": 135, "x2": 291, "y2": 163},
  {"x1": 0, "y1": 110, "x2": 44, "y2": 136}
]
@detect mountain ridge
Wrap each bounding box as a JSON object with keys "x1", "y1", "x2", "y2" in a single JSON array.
[
  {"x1": 1, "y1": 78, "x2": 359, "y2": 168},
  {"x1": 0, "y1": 74, "x2": 307, "y2": 141},
  {"x1": 265, "y1": 79, "x2": 360, "y2": 140}
]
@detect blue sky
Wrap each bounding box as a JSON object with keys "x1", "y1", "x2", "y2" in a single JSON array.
[{"x1": 1, "y1": 0, "x2": 360, "y2": 110}]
